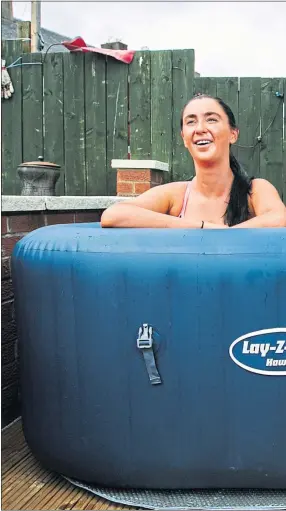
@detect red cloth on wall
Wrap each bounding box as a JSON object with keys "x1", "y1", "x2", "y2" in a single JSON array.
[{"x1": 62, "y1": 37, "x2": 135, "y2": 64}]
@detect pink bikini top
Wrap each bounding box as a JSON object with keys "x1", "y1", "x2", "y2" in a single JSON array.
[{"x1": 178, "y1": 182, "x2": 192, "y2": 218}]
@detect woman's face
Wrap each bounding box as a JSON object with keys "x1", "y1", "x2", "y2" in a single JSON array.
[{"x1": 181, "y1": 98, "x2": 238, "y2": 164}]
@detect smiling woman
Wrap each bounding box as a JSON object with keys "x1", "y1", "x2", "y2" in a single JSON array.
[{"x1": 101, "y1": 94, "x2": 286, "y2": 229}]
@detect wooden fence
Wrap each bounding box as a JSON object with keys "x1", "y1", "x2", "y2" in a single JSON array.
[{"x1": 2, "y1": 40, "x2": 286, "y2": 200}]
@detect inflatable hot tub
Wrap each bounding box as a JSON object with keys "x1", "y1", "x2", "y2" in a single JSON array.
[{"x1": 12, "y1": 225, "x2": 286, "y2": 489}]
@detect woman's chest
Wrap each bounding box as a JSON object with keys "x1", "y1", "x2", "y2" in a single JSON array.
[{"x1": 184, "y1": 194, "x2": 229, "y2": 224}]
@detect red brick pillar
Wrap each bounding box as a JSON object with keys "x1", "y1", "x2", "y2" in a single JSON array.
[{"x1": 111, "y1": 160, "x2": 169, "y2": 197}]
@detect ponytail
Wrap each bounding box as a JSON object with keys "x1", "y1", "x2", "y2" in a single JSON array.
[{"x1": 225, "y1": 152, "x2": 253, "y2": 226}]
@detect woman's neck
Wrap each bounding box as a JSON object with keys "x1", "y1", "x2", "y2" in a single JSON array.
[{"x1": 193, "y1": 161, "x2": 234, "y2": 198}]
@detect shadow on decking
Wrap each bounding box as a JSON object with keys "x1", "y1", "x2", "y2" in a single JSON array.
[{"x1": 1, "y1": 419, "x2": 137, "y2": 510}]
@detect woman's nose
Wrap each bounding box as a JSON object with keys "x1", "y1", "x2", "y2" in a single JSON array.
[{"x1": 195, "y1": 120, "x2": 207, "y2": 133}]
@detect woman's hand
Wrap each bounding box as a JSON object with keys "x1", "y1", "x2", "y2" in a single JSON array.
[{"x1": 202, "y1": 222, "x2": 229, "y2": 229}]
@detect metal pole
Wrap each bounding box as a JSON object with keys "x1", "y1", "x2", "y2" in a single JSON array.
[{"x1": 31, "y1": 0, "x2": 41, "y2": 52}]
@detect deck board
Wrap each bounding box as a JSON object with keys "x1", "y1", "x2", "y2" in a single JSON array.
[{"x1": 1, "y1": 419, "x2": 136, "y2": 510}]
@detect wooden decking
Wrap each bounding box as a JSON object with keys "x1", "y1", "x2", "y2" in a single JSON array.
[{"x1": 1, "y1": 419, "x2": 137, "y2": 510}]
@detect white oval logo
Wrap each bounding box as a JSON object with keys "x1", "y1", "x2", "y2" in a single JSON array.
[{"x1": 229, "y1": 328, "x2": 286, "y2": 376}]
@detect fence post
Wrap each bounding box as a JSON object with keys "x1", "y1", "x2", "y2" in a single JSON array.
[{"x1": 16, "y1": 21, "x2": 31, "y2": 53}]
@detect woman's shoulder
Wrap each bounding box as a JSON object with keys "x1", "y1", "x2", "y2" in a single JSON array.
[
  {"x1": 139, "y1": 181, "x2": 189, "y2": 216},
  {"x1": 161, "y1": 181, "x2": 190, "y2": 191},
  {"x1": 251, "y1": 178, "x2": 279, "y2": 193},
  {"x1": 154, "y1": 181, "x2": 190, "y2": 201},
  {"x1": 251, "y1": 177, "x2": 270, "y2": 185},
  {"x1": 137, "y1": 181, "x2": 187, "y2": 195},
  {"x1": 119, "y1": 180, "x2": 189, "y2": 216},
  {"x1": 165, "y1": 181, "x2": 191, "y2": 215},
  {"x1": 249, "y1": 178, "x2": 284, "y2": 209}
]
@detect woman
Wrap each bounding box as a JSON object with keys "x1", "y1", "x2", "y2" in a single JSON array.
[{"x1": 101, "y1": 94, "x2": 286, "y2": 229}]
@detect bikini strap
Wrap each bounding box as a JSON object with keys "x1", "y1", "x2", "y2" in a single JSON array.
[{"x1": 179, "y1": 182, "x2": 192, "y2": 218}]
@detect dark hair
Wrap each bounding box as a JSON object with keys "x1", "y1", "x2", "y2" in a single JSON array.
[{"x1": 181, "y1": 94, "x2": 253, "y2": 226}]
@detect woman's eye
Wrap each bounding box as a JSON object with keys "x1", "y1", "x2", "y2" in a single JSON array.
[
  {"x1": 207, "y1": 118, "x2": 217, "y2": 122},
  {"x1": 187, "y1": 120, "x2": 195, "y2": 125}
]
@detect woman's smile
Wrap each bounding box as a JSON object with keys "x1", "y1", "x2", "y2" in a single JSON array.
[
  {"x1": 194, "y1": 138, "x2": 213, "y2": 145},
  {"x1": 193, "y1": 139, "x2": 213, "y2": 150}
]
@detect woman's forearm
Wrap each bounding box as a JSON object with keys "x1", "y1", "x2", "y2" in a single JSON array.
[
  {"x1": 203, "y1": 210, "x2": 286, "y2": 229},
  {"x1": 231, "y1": 210, "x2": 286, "y2": 228},
  {"x1": 101, "y1": 204, "x2": 286, "y2": 229},
  {"x1": 101, "y1": 204, "x2": 194, "y2": 228}
]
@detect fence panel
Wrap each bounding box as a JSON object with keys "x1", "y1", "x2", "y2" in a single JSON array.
[
  {"x1": 84, "y1": 53, "x2": 107, "y2": 196},
  {"x1": 22, "y1": 52, "x2": 43, "y2": 162},
  {"x1": 1, "y1": 41, "x2": 23, "y2": 194},
  {"x1": 1, "y1": 44, "x2": 285, "y2": 199},
  {"x1": 106, "y1": 59, "x2": 129, "y2": 195},
  {"x1": 194, "y1": 77, "x2": 217, "y2": 97},
  {"x1": 237, "y1": 78, "x2": 261, "y2": 178},
  {"x1": 260, "y1": 78, "x2": 284, "y2": 192},
  {"x1": 63, "y1": 53, "x2": 86, "y2": 195},
  {"x1": 129, "y1": 51, "x2": 151, "y2": 160},
  {"x1": 216, "y1": 78, "x2": 239, "y2": 159},
  {"x1": 151, "y1": 51, "x2": 173, "y2": 181},
  {"x1": 43, "y1": 53, "x2": 65, "y2": 195},
  {"x1": 172, "y1": 49, "x2": 195, "y2": 182}
]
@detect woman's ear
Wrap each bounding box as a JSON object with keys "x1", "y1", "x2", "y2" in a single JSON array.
[{"x1": 230, "y1": 128, "x2": 239, "y2": 145}]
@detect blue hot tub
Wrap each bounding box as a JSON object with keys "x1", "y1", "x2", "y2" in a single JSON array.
[{"x1": 12, "y1": 225, "x2": 286, "y2": 488}]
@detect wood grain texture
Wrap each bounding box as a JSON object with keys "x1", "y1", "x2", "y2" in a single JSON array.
[
  {"x1": 106, "y1": 59, "x2": 128, "y2": 195},
  {"x1": 84, "y1": 53, "x2": 107, "y2": 196},
  {"x1": 260, "y1": 77, "x2": 284, "y2": 191},
  {"x1": 1, "y1": 45, "x2": 285, "y2": 199},
  {"x1": 1, "y1": 40, "x2": 23, "y2": 194},
  {"x1": 43, "y1": 53, "x2": 65, "y2": 195},
  {"x1": 129, "y1": 51, "x2": 151, "y2": 160},
  {"x1": 216, "y1": 77, "x2": 239, "y2": 159},
  {"x1": 172, "y1": 49, "x2": 195, "y2": 182},
  {"x1": 1, "y1": 420, "x2": 136, "y2": 510},
  {"x1": 193, "y1": 77, "x2": 217, "y2": 97},
  {"x1": 22, "y1": 52, "x2": 43, "y2": 162},
  {"x1": 151, "y1": 51, "x2": 173, "y2": 181},
  {"x1": 63, "y1": 53, "x2": 86, "y2": 195},
  {"x1": 237, "y1": 78, "x2": 261, "y2": 178}
]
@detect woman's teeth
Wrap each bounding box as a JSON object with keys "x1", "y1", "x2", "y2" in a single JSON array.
[{"x1": 195, "y1": 140, "x2": 212, "y2": 145}]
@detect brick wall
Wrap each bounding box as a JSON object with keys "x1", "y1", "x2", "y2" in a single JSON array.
[
  {"x1": 116, "y1": 169, "x2": 164, "y2": 197},
  {"x1": 1, "y1": 209, "x2": 103, "y2": 426}
]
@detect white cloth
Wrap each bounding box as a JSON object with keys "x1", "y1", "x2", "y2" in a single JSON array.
[{"x1": 1, "y1": 60, "x2": 14, "y2": 99}]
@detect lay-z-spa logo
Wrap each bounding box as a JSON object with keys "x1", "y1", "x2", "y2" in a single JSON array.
[{"x1": 229, "y1": 328, "x2": 286, "y2": 376}]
